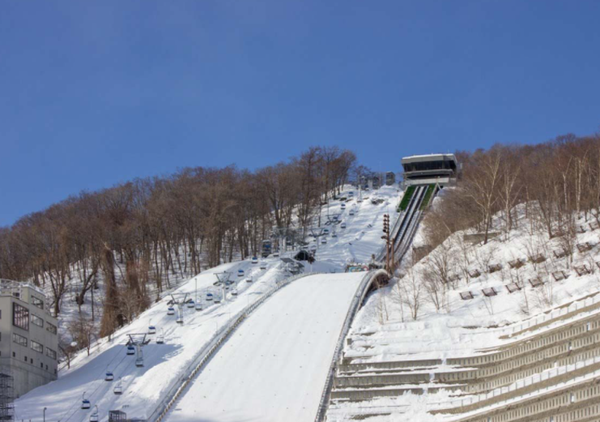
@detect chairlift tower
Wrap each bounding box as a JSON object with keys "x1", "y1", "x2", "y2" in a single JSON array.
[
  {"x1": 308, "y1": 227, "x2": 326, "y2": 238},
  {"x1": 169, "y1": 293, "x2": 189, "y2": 324},
  {"x1": 326, "y1": 214, "x2": 341, "y2": 225},
  {"x1": 214, "y1": 272, "x2": 231, "y2": 303},
  {"x1": 272, "y1": 227, "x2": 300, "y2": 253},
  {"x1": 127, "y1": 334, "x2": 150, "y2": 367},
  {"x1": 308, "y1": 227, "x2": 327, "y2": 252}
]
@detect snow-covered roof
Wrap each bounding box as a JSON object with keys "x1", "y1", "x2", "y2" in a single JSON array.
[{"x1": 401, "y1": 153, "x2": 457, "y2": 163}]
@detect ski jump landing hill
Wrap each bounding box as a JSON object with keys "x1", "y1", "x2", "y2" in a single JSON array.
[{"x1": 164, "y1": 271, "x2": 380, "y2": 422}]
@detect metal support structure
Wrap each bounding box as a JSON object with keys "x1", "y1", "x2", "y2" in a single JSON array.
[
  {"x1": 214, "y1": 272, "x2": 230, "y2": 303},
  {"x1": 127, "y1": 334, "x2": 150, "y2": 367},
  {"x1": 0, "y1": 373, "x2": 14, "y2": 422},
  {"x1": 272, "y1": 227, "x2": 304, "y2": 253},
  {"x1": 169, "y1": 293, "x2": 189, "y2": 324},
  {"x1": 382, "y1": 214, "x2": 391, "y2": 273},
  {"x1": 308, "y1": 227, "x2": 327, "y2": 253}
]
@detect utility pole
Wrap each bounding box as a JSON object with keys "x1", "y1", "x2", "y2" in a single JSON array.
[{"x1": 382, "y1": 214, "x2": 391, "y2": 273}]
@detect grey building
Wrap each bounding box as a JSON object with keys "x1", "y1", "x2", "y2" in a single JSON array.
[{"x1": 0, "y1": 280, "x2": 58, "y2": 398}]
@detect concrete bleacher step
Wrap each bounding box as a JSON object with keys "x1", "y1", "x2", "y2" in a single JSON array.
[
  {"x1": 332, "y1": 307, "x2": 600, "y2": 418},
  {"x1": 330, "y1": 383, "x2": 461, "y2": 401},
  {"x1": 436, "y1": 375, "x2": 600, "y2": 422}
]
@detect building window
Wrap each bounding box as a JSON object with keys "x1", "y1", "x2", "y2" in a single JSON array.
[
  {"x1": 12, "y1": 333, "x2": 27, "y2": 347},
  {"x1": 31, "y1": 340, "x2": 43, "y2": 353},
  {"x1": 12, "y1": 303, "x2": 29, "y2": 331},
  {"x1": 12, "y1": 352, "x2": 15, "y2": 358},
  {"x1": 40, "y1": 362, "x2": 43, "y2": 368},
  {"x1": 31, "y1": 296, "x2": 44, "y2": 310},
  {"x1": 24, "y1": 356, "x2": 27, "y2": 362},
  {"x1": 46, "y1": 323, "x2": 57, "y2": 335},
  {"x1": 46, "y1": 348, "x2": 57, "y2": 360},
  {"x1": 31, "y1": 315, "x2": 44, "y2": 328}
]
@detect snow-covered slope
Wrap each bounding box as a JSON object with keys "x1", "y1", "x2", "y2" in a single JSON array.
[
  {"x1": 16, "y1": 259, "x2": 288, "y2": 422},
  {"x1": 329, "y1": 204, "x2": 600, "y2": 421},
  {"x1": 16, "y1": 184, "x2": 401, "y2": 422},
  {"x1": 166, "y1": 272, "x2": 365, "y2": 422}
]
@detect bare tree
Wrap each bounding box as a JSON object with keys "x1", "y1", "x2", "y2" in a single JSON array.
[
  {"x1": 67, "y1": 313, "x2": 97, "y2": 357},
  {"x1": 463, "y1": 149, "x2": 502, "y2": 244}
]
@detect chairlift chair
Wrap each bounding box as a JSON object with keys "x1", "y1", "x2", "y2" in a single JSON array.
[
  {"x1": 260, "y1": 262, "x2": 267, "y2": 270},
  {"x1": 148, "y1": 325, "x2": 156, "y2": 335},
  {"x1": 332, "y1": 232, "x2": 338, "y2": 238},
  {"x1": 187, "y1": 299, "x2": 195, "y2": 309},
  {"x1": 126, "y1": 345, "x2": 136, "y2": 355},
  {"x1": 206, "y1": 293, "x2": 213, "y2": 301},
  {"x1": 167, "y1": 307, "x2": 175, "y2": 316},
  {"x1": 135, "y1": 356, "x2": 144, "y2": 367},
  {"x1": 176, "y1": 315, "x2": 183, "y2": 324},
  {"x1": 89, "y1": 406, "x2": 99, "y2": 422},
  {"x1": 113, "y1": 382, "x2": 123, "y2": 395},
  {"x1": 231, "y1": 288, "x2": 238, "y2": 296},
  {"x1": 105, "y1": 371, "x2": 114, "y2": 381},
  {"x1": 246, "y1": 277, "x2": 253, "y2": 283},
  {"x1": 321, "y1": 237, "x2": 327, "y2": 244},
  {"x1": 238, "y1": 269, "x2": 245, "y2": 277},
  {"x1": 81, "y1": 393, "x2": 91, "y2": 409},
  {"x1": 156, "y1": 334, "x2": 165, "y2": 344},
  {"x1": 341, "y1": 223, "x2": 347, "y2": 229},
  {"x1": 214, "y1": 296, "x2": 221, "y2": 304},
  {"x1": 195, "y1": 301, "x2": 203, "y2": 311},
  {"x1": 251, "y1": 256, "x2": 258, "y2": 264}
]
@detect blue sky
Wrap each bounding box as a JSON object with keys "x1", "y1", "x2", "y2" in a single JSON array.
[{"x1": 1, "y1": 0, "x2": 600, "y2": 226}]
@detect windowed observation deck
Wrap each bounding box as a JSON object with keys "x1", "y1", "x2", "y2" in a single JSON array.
[{"x1": 401, "y1": 153, "x2": 459, "y2": 186}]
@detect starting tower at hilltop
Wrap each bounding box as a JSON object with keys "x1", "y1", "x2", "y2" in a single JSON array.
[{"x1": 401, "y1": 153, "x2": 459, "y2": 186}]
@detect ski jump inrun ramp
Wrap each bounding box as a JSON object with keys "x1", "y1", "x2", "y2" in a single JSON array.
[{"x1": 163, "y1": 272, "x2": 369, "y2": 422}]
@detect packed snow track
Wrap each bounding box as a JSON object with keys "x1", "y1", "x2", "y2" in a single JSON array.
[{"x1": 164, "y1": 272, "x2": 366, "y2": 422}]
